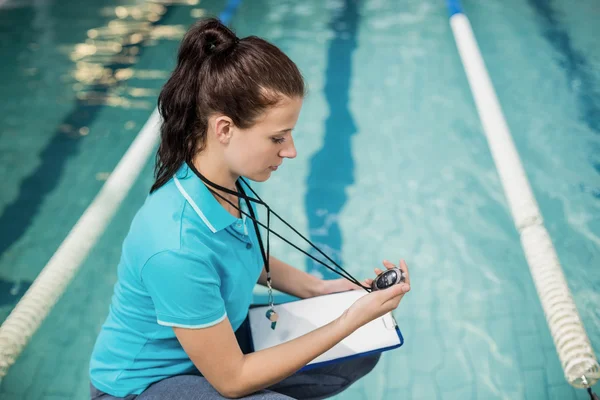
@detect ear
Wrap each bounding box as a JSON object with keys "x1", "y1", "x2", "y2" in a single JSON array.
[{"x1": 214, "y1": 115, "x2": 234, "y2": 144}]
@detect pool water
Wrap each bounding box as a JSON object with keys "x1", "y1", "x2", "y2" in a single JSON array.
[{"x1": 0, "y1": 0, "x2": 598, "y2": 399}]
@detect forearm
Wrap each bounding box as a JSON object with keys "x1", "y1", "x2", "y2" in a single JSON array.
[
  {"x1": 258, "y1": 256, "x2": 323, "y2": 299},
  {"x1": 232, "y1": 312, "x2": 356, "y2": 397}
]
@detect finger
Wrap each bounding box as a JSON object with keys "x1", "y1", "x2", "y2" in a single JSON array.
[
  {"x1": 381, "y1": 284, "x2": 410, "y2": 308},
  {"x1": 382, "y1": 260, "x2": 395, "y2": 270},
  {"x1": 399, "y1": 259, "x2": 410, "y2": 285},
  {"x1": 374, "y1": 268, "x2": 383, "y2": 276}
]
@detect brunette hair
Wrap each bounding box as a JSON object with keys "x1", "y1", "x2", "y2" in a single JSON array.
[{"x1": 151, "y1": 18, "x2": 305, "y2": 193}]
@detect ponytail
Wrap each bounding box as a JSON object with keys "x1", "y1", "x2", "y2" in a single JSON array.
[{"x1": 151, "y1": 18, "x2": 305, "y2": 193}]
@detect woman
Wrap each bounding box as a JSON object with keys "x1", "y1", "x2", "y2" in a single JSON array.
[{"x1": 89, "y1": 18, "x2": 411, "y2": 400}]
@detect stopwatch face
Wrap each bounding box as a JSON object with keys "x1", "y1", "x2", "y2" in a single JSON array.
[{"x1": 376, "y1": 269, "x2": 398, "y2": 289}]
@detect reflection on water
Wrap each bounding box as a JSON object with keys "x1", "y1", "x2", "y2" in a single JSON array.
[
  {"x1": 62, "y1": 1, "x2": 192, "y2": 110},
  {"x1": 0, "y1": 0, "x2": 202, "y2": 271}
]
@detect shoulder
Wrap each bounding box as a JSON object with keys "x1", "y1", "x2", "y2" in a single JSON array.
[{"x1": 123, "y1": 179, "x2": 190, "y2": 263}]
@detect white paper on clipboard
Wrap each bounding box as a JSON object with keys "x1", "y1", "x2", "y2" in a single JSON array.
[{"x1": 247, "y1": 290, "x2": 403, "y2": 366}]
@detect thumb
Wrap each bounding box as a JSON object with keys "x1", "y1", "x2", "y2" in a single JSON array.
[{"x1": 376, "y1": 283, "x2": 406, "y2": 302}]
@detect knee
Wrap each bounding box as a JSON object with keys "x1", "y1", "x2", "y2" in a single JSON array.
[
  {"x1": 337, "y1": 353, "x2": 381, "y2": 388},
  {"x1": 341, "y1": 353, "x2": 381, "y2": 384},
  {"x1": 357, "y1": 353, "x2": 381, "y2": 377}
]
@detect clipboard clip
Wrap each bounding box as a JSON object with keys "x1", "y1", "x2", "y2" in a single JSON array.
[{"x1": 382, "y1": 312, "x2": 398, "y2": 330}]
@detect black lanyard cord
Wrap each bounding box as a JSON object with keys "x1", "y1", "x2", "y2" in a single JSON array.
[
  {"x1": 192, "y1": 164, "x2": 268, "y2": 207},
  {"x1": 266, "y1": 205, "x2": 271, "y2": 276},
  {"x1": 218, "y1": 182, "x2": 366, "y2": 290},
  {"x1": 186, "y1": 163, "x2": 369, "y2": 291},
  {"x1": 237, "y1": 178, "x2": 367, "y2": 289},
  {"x1": 239, "y1": 182, "x2": 271, "y2": 285},
  {"x1": 187, "y1": 162, "x2": 363, "y2": 287}
]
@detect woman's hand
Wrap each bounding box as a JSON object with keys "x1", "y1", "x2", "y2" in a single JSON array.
[
  {"x1": 318, "y1": 259, "x2": 404, "y2": 295},
  {"x1": 340, "y1": 260, "x2": 410, "y2": 332}
]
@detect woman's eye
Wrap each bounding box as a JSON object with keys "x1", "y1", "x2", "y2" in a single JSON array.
[{"x1": 271, "y1": 137, "x2": 285, "y2": 144}]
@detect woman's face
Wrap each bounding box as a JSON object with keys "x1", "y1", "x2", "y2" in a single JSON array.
[{"x1": 225, "y1": 96, "x2": 303, "y2": 182}]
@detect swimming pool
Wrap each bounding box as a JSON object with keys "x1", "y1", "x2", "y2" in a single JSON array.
[{"x1": 0, "y1": 0, "x2": 598, "y2": 398}]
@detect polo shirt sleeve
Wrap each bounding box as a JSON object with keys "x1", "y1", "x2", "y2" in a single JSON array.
[{"x1": 141, "y1": 249, "x2": 226, "y2": 329}]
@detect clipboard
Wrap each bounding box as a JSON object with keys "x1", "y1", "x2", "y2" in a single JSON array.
[{"x1": 247, "y1": 290, "x2": 404, "y2": 371}]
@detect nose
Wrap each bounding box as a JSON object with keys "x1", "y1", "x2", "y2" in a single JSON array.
[{"x1": 279, "y1": 137, "x2": 297, "y2": 159}]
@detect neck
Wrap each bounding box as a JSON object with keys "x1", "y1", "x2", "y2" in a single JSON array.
[
  {"x1": 192, "y1": 152, "x2": 240, "y2": 214},
  {"x1": 192, "y1": 151, "x2": 238, "y2": 190}
]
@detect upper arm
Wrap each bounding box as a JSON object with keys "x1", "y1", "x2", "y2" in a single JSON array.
[
  {"x1": 142, "y1": 250, "x2": 246, "y2": 397},
  {"x1": 173, "y1": 319, "x2": 245, "y2": 397},
  {"x1": 142, "y1": 250, "x2": 226, "y2": 328}
]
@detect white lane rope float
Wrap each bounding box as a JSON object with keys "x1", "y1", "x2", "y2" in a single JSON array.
[{"x1": 445, "y1": 0, "x2": 599, "y2": 396}]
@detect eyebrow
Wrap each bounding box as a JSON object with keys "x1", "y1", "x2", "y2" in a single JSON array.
[{"x1": 270, "y1": 128, "x2": 293, "y2": 136}]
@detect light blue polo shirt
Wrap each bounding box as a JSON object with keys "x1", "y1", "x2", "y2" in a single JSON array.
[{"x1": 89, "y1": 163, "x2": 264, "y2": 397}]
